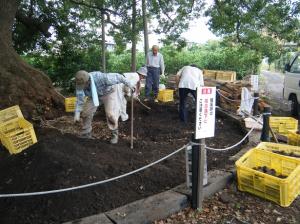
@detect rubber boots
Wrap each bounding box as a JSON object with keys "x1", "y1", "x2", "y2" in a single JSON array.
[
  {"x1": 79, "y1": 132, "x2": 93, "y2": 139},
  {"x1": 110, "y1": 129, "x2": 119, "y2": 144}
]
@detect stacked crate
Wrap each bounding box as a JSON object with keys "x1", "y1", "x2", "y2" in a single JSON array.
[
  {"x1": 0, "y1": 106, "x2": 37, "y2": 154},
  {"x1": 236, "y1": 120, "x2": 300, "y2": 207},
  {"x1": 203, "y1": 70, "x2": 236, "y2": 82},
  {"x1": 236, "y1": 146, "x2": 300, "y2": 207}
]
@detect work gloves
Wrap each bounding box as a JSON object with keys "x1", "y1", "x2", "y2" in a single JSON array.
[{"x1": 74, "y1": 111, "x2": 81, "y2": 123}]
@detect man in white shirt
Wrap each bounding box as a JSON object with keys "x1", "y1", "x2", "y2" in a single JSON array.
[
  {"x1": 176, "y1": 64, "x2": 204, "y2": 123},
  {"x1": 145, "y1": 45, "x2": 165, "y2": 102}
]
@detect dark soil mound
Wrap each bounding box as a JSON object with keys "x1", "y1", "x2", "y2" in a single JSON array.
[{"x1": 0, "y1": 102, "x2": 245, "y2": 224}]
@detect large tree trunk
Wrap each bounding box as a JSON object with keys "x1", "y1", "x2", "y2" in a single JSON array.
[
  {"x1": 142, "y1": 0, "x2": 149, "y2": 57},
  {"x1": 131, "y1": 0, "x2": 137, "y2": 72},
  {"x1": 0, "y1": 0, "x2": 64, "y2": 119}
]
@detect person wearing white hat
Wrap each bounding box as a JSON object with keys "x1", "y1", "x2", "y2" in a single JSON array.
[
  {"x1": 74, "y1": 70, "x2": 135, "y2": 143},
  {"x1": 74, "y1": 68, "x2": 147, "y2": 144}
]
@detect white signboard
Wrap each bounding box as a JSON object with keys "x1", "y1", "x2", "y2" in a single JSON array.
[
  {"x1": 195, "y1": 87, "x2": 216, "y2": 139},
  {"x1": 250, "y1": 75, "x2": 259, "y2": 92}
]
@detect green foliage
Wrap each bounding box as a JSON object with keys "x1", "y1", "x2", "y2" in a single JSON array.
[
  {"x1": 106, "y1": 51, "x2": 145, "y2": 73},
  {"x1": 148, "y1": 0, "x2": 205, "y2": 45},
  {"x1": 22, "y1": 44, "x2": 102, "y2": 90},
  {"x1": 206, "y1": 0, "x2": 300, "y2": 61},
  {"x1": 159, "y1": 41, "x2": 261, "y2": 78},
  {"x1": 23, "y1": 40, "x2": 261, "y2": 91}
]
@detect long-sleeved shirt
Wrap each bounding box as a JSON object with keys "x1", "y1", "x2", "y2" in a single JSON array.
[
  {"x1": 146, "y1": 52, "x2": 165, "y2": 74},
  {"x1": 75, "y1": 72, "x2": 134, "y2": 112},
  {"x1": 176, "y1": 66, "x2": 204, "y2": 90}
]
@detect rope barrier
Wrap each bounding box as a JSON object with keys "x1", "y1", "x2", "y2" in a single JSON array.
[
  {"x1": 190, "y1": 127, "x2": 255, "y2": 151},
  {"x1": 0, "y1": 144, "x2": 189, "y2": 198},
  {"x1": 190, "y1": 115, "x2": 262, "y2": 151},
  {"x1": 216, "y1": 89, "x2": 259, "y2": 102},
  {"x1": 0, "y1": 112, "x2": 263, "y2": 197}
]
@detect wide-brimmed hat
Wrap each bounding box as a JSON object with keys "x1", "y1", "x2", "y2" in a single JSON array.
[
  {"x1": 137, "y1": 67, "x2": 147, "y2": 77},
  {"x1": 75, "y1": 70, "x2": 89, "y2": 89}
]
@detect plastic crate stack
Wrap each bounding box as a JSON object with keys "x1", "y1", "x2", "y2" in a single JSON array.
[
  {"x1": 0, "y1": 105, "x2": 37, "y2": 154},
  {"x1": 236, "y1": 136, "x2": 300, "y2": 207},
  {"x1": 268, "y1": 116, "x2": 300, "y2": 146}
]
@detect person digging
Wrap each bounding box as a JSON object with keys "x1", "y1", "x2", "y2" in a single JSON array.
[
  {"x1": 74, "y1": 70, "x2": 136, "y2": 144},
  {"x1": 176, "y1": 64, "x2": 204, "y2": 123}
]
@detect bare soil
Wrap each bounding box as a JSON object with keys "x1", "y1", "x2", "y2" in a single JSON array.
[{"x1": 0, "y1": 102, "x2": 245, "y2": 224}]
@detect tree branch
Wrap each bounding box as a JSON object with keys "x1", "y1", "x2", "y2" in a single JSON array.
[
  {"x1": 103, "y1": 11, "x2": 120, "y2": 28},
  {"x1": 69, "y1": 0, "x2": 121, "y2": 16},
  {"x1": 16, "y1": 10, "x2": 51, "y2": 37}
]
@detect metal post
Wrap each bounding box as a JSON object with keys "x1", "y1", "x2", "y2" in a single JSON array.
[
  {"x1": 197, "y1": 138, "x2": 205, "y2": 210},
  {"x1": 130, "y1": 96, "x2": 134, "y2": 149},
  {"x1": 253, "y1": 92, "x2": 259, "y2": 116},
  {"x1": 191, "y1": 136, "x2": 199, "y2": 209},
  {"x1": 260, "y1": 106, "x2": 271, "y2": 142},
  {"x1": 191, "y1": 136, "x2": 206, "y2": 209},
  {"x1": 216, "y1": 85, "x2": 220, "y2": 107}
]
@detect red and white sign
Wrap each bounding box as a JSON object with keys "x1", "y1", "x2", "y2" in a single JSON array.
[{"x1": 195, "y1": 87, "x2": 216, "y2": 139}]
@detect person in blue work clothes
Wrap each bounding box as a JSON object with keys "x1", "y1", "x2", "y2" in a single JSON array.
[
  {"x1": 74, "y1": 70, "x2": 135, "y2": 144},
  {"x1": 145, "y1": 45, "x2": 165, "y2": 102},
  {"x1": 176, "y1": 64, "x2": 204, "y2": 123}
]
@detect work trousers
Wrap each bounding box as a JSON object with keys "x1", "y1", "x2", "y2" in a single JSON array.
[
  {"x1": 145, "y1": 66, "x2": 160, "y2": 98},
  {"x1": 179, "y1": 88, "x2": 196, "y2": 123},
  {"x1": 81, "y1": 87, "x2": 120, "y2": 135}
]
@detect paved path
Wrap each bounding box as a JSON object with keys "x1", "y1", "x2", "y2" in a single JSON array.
[{"x1": 260, "y1": 70, "x2": 290, "y2": 115}]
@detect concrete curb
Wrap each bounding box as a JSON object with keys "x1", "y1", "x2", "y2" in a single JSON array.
[{"x1": 63, "y1": 170, "x2": 233, "y2": 224}]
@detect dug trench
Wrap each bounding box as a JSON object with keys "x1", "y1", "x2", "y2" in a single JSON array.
[{"x1": 0, "y1": 102, "x2": 246, "y2": 224}]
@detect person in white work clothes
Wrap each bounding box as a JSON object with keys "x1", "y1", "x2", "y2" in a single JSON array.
[
  {"x1": 176, "y1": 64, "x2": 204, "y2": 123},
  {"x1": 145, "y1": 45, "x2": 165, "y2": 102}
]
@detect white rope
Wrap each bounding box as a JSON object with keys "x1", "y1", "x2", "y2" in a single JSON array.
[
  {"x1": 205, "y1": 127, "x2": 255, "y2": 151},
  {"x1": 190, "y1": 127, "x2": 255, "y2": 151},
  {"x1": 0, "y1": 144, "x2": 189, "y2": 198},
  {"x1": 217, "y1": 89, "x2": 259, "y2": 102},
  {"x1": 191, "y1": 114, "x2": 262, "y2": 151}
]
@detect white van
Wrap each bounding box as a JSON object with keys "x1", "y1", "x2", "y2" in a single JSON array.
[{"x1": 284, "y1": 52, "x2": 300, "y2": 116}]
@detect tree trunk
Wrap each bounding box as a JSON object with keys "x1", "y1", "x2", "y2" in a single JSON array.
[
  {"x1": 131, "y1": 0, "x2": 137, "y2": 72},
  {"x1": 0, "y1": 0, "x2": 64, "y2": 119},
  {"x1": 101, "y1": 10, "x2": 106, "y2": 72},
  {"x1": 142, "y1": 0, "x2": 149, "y2": 57}
]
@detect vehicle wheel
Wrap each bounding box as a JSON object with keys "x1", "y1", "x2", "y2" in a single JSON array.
[{"x1": 290, "y1": 95, "x2": 299, "y2": 117}]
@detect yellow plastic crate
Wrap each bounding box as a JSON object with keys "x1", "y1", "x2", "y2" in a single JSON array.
[
  {"x1": 157, "y1": 89, "x2": 174, "y2": 102},
  {"x1": 287, "y1": 131, "x2": 300, "y2": 146},
  {"x1": 216, "y1": 71, "x2": 236, "y2": 82},
  {"x1": 0, "y1": 105, "x2": 23, "y2": 124},
  {"x1": 269, "y1": 117, "x2": 298, "y2": 135},
  {"x1": 65, "y1": 97, "x2": 77, "y2": 112},
  {"x1": 203, "y1": 70, "x2": 216, "y2": 79},
  {"x1": 257, "y1": 142, "x2": 300, "y2": 159},
  {"x1": 236, "y1": 148, "x2": 300, "y2": 207},
  {"x1": 0, "y1": 118, "x2": 37, "y2": 154}
]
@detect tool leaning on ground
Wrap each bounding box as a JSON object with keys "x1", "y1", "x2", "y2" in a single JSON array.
[{"x1": 136, "y1": 97, "x2": 151, "y2": 110}]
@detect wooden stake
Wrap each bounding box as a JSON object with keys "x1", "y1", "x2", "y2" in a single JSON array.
[{"x1": 131, "y1": 95, "x2": 134, "y2": 149}]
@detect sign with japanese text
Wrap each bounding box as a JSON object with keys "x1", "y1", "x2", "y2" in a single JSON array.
[
  {"x1": 195, "y1": 87, "x2": 216, "y2": 139},
  {"x1": 250, "y1": 75, "x2": 259, "y2": 92}
]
